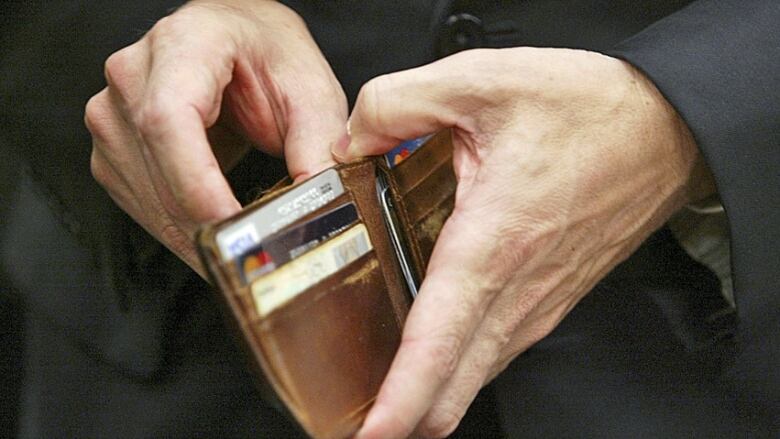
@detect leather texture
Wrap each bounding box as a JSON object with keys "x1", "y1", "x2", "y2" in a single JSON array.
[
  {"x1": 197, "y1": 133, "x2": 455, "y2": 439},
  {"x1": 382, "y1": 130, "x2": 456, "y2": 276}
]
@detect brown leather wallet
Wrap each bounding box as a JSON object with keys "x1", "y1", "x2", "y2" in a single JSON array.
[{"x1": 197, "y1": 131, "x2": 455, "y2": 439}]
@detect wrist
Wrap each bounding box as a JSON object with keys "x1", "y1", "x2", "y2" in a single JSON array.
[{"x1": 623, "y1": 58, "x2": 717, "y2": 207}]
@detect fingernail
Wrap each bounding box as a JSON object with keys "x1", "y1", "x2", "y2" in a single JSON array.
[{"x1": 331, "y1": 131, "x2": 352, "y2": 162}]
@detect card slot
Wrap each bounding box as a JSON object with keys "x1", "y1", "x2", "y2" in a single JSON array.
[
  {"x1": 215, "y1": 190, "x2": 358, "y2": 288},
  {"x1": 395, "y1": 153, "x2": 449, "y2": 197},
  {"x1": 235, "y1": 288, "x2": 260, "y2": 321},
  {"x1": 247, "y1": 221, "x2": 371, "y2": 318},
  {"x1": 409, "y1": 191, "x2": 456, "y2": 273},
  {"x1": 382, "y1": 130, "x2": 455, "y2": 286},
  {"x1": 252, "y1": 249, "x2": 401, "y2": 438},
  {"x1": 397, "y1": 159, "x2": 456, "y2": 224},
  {"x1": 391, "y1": 130, "x2": 453, "y2": 195},
  {"x1": 254, "y1": 248, "x2": 376, "y2": 322}
]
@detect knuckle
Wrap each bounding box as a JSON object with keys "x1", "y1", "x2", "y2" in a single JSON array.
[
  {"x1": 146, "y1": 13, "x2": 200, "y2": 45},
  {"x1": 89, "y1": 150, "x2": 112, "y2": 188},
  {"x1": 84, "y1": 92, "x2": 111, "y2": 139},
  {"x1": 417, "y1": 332, "x2": 462, "y2": 382},
  {"x1": 147, "y1": 15, "x2": 178, "y2": 39},
  {"x1": 440, "y1": 48, "x2": 494, "y2": 81},
  {"x1": 449, "y1": 47, "x2": 489, "y2": 66},
  {"x1": 174, "y1": 185, "x2": 209, "y2": 218},
  {"x1": 157, "y1": 220, "x2": 196, "y2": 261},
  {"x1": 419, "y1": 407, "x2": 463, "y2": 439},
  {"x1": 355, "y1": 74, "x2": 390, "y2": 129},
  {"x1": 135, "y1": 98, "x2": 175, "y2": 139},
  {"x1": 511, "y1": 284, "x2": 542, "y2": 320},
  {"x1": 103, "y1": 47, "x2": 135, "y2": 90},
  {"x1": 158, "y1": 220, "x2": 184, "y2": 249}
]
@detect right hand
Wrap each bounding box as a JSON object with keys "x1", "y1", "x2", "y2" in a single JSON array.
[{"x1": 85, "y1": 0, "x2": 348, "y2": 276}]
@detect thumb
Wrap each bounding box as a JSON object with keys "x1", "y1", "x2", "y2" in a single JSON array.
[
  {"x1": 358, "y1": 209, "x2": 503, "y2": 438},
  {"x1": 335, "y1": 54, "x2": 481, "y2": 162}
]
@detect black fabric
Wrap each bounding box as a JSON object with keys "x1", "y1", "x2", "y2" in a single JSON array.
[
  {"x1": 1, "y1": 0, "x2": 778, "y2": 437},
  {"x1": 18, "y1": 290, "x2": 305, "y2": 438},
  {"x1": 0, "y1": 0, "x2": 195, "y2": 378},
  {"x1": 609, "y1": 1, "x2": 780, "y2": 430},
  {"x1": 281, "y1": 0, "x2": 441, "y2": 105},
  {"x1": 0, "y1": 293, "x2": 23, "y2": 438},
  {"x1": 495, "y1": 229, "x2": 749, "y2": 438},
  {"x1": 612, "y1": 0, "x2": 780, "y2": 340}
]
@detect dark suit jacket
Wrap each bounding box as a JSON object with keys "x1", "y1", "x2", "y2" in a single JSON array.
[{"x1": 1, "y1": 0, "x2": 777, "y2": 436}]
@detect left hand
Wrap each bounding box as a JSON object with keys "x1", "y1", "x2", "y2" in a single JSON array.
[
  {"x1": 334, "y1": 48, "x2": 715, "y2": 438},
  {"x1": 85, "y1": 1, "x2": 348, "y2": 276}
]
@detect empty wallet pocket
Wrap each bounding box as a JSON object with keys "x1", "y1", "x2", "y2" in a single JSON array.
[
  {"x1": 386, "y1": 131, "x2": 456, "y2": 275},
  {"x1": 253, "y1": 250, "x2": 402, "y2": 437}
]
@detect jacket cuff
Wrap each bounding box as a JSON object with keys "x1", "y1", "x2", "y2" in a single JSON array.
[{"x1": 606, "y1": 0, "x2": 780, "y2": 335}]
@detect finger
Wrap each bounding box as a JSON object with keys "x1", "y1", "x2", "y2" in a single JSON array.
[
  {"x1": 420, "y1": 250, "x2": 603, "y2": 437},
  {"x1": 94, "y1": 142, "x2": 202, "y2": 272},
  {"x1": 87, "y1": 89, "x2": 204, "y2": 266},
  {"x1": 281, "y1": 68, "x2": 348, "y2": 181},
  {"x1": 86, "y1": 89, "x2": 148, "y2": 198},
  {"x1": 135, "y1": 20, "x2": 240, "y2": 222},
  {"x1": 103, "y1": 39, "x2": 151, "y2": 118},
  {"x1": 357, "y1": 211, "x2": 507, "y2": 439},
  {"x1": 212, "y1": 30, "x2": 347, "y2": 181},
  {"x1": 416, "y1": 308, "x2": 507, "y2": 438},
  {"x1": 337, "y1": 51, "x2": 490, "y2": 161},
  {"x1": 270, "y1": 23, "x2": 349, "y2": 179},
  {"x1": 417, "y1": 279, "x2": 537, "y2": 437},
  {"x1": 87, "y1": 88, "x2": 183, "y2": 227},
  {"x1": 90, "y1": 145, "x2": 139, "y2": 216}
]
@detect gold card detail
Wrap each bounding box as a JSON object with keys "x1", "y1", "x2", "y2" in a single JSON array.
[{"x1": 250, "y1": 224, "x2": 373, "y2": 317}]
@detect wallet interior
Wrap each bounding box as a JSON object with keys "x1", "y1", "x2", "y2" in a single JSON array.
[
  {"x1": 197, "y1": 130, "x2": 455, "y2": 439},
  {"x1": 378, "y1": 130, "x2": 456, "y2": 277}
]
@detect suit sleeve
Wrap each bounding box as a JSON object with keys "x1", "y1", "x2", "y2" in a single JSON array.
[{"x1": 608, "y1": 0, "x2": 780, "y2": 339}]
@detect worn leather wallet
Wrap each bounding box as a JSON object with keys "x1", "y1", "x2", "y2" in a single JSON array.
[{"x1": 196, "y1": 130, "x2": 455, "y2": 438}]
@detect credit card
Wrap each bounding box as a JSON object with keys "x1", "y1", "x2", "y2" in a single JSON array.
[
  {"x1": 385, "y1": 134, "x2": 433, "y2": 168},
  {"x1": 250, "y1": 223, "x2": 372, "y2": 317},
  {"x1": 237, "y1": 202, "x2": 359, "y2": 285},
  {"x1": 215, "y1": 169, "x2": 344, "y2": 261}
]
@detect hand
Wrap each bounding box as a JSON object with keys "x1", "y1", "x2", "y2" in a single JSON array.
[
  {"x1": 85, "y1": 0, "x2": 348, "y2": 275},
  {"x1": 336, "y1": 48, "x2": 715, "y2": 438}
]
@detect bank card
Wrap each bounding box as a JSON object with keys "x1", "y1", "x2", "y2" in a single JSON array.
[
  {"x1": 215, "y1": 169, "x2": 344, "y2": 261},
  {"x1": 250, "y1": 223, "x2": 372, "y2": 317},
  {"x1": 385, "y1": 134, "x2": 433, "y2": 168},
  {"x1": 237, "y1": 202, "x2": 359, "y2": 285}
]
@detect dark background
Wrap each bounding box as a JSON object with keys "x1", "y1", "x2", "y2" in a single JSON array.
[
  {"x1": 1, "y1": 2, "x2": 187, "y2": 435},
  {"x1": 2, "y1": 1, "x2": 778, "y2": 437}
]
